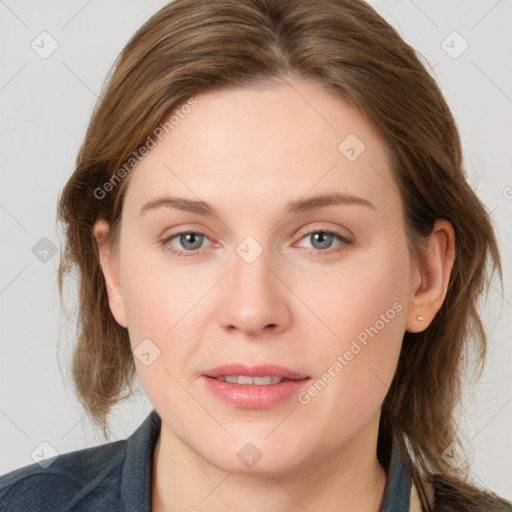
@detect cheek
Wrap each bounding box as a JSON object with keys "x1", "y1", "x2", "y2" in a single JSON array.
[
  {"x1": 118, "y1": 247, "x2": 194, "y2": 411},
  {"x1": 293, "y1": 239, "x2": 409, "y2": 415},
  {"x1": 118, "y1": 240, "x2": 212, "y2": 387},
  {"x1": 119, "y1": 241, "x2": 188, "y2": 340},
  {"x1": 297, "y1": 236, "x2": 409, "y2": 345}
]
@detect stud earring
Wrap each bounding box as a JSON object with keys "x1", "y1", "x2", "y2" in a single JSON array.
[{"x1": 417, "y1": 315, "x2": 425, "y2": 321}]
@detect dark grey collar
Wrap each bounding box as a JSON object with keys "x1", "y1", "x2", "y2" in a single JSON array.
[
  {"x1": 121, "y1": 409, "x2": 161, "y2": 512},
  {"x1": 378, "y1": 430, "x2": 412, "y2": 511}
]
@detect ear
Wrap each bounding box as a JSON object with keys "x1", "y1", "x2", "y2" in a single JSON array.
[
  {"x1": 93, "y1": 218, "x2": 128, "y2": 328},
  {"x1": 406, "y1": 219, "x2": 455, "y2": 333}
]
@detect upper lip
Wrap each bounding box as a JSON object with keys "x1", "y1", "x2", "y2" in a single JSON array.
[{"x1": 203, "y1": 364, "x2": 309, "y2": 380}]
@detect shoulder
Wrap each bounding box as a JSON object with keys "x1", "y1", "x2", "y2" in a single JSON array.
[
  {"x1": 0, "y1": 438, "x2": 126, "y2": 512},
  {"x1": 0, "y1": 409, "x2": 160, "y2": 512}
]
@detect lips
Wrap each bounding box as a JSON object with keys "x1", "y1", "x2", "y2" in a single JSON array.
[
  {"x1": 202, "y1": 363, "x2": 309, "y2": 381},
  {"x1": 201, "y1": 363, "x2": 311, "y2": 409}
]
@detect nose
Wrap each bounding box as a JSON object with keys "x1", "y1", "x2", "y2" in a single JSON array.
[{"x1": 217, "y1": 246, "x2": 292, "y2": 337}]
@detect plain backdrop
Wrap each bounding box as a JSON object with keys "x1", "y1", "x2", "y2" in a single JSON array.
[{"x1": 1, "y1": 0, "x2": 511, "y2": 501}]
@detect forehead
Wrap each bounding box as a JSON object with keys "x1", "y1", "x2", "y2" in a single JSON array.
[{"x1": 123, "y1": 79, "x2": 399, "y2": 218}]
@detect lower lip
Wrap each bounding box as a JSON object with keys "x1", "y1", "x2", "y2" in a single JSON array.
[{"x1": 201, "y1": 376, "x2": 311, "y2": 409}]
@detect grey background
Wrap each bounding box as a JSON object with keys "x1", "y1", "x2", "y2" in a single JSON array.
[{"x1": 1, "y1": 0, "x2": 511, "y2": 501}]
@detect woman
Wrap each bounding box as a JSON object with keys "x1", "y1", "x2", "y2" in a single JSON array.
[{"x1": 1, "y1": 0, "x2": 510, "y2": 510}]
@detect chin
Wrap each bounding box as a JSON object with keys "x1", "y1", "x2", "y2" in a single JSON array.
[{"x1": 197, "y1": 434, "x2": 316, "y2": 477}]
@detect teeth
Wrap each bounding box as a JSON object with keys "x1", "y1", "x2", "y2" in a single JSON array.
[{"x1": 215, "y1": 375, "x2": 284, "y2": 385}]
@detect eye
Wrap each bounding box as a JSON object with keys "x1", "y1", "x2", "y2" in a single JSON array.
[
  {"x1": 295, "y1": 229, "x2": 353, "y2": 255},
  {"x1": 162, "y1": 231, "x2": 212, "y2": 256},
  {"x1": 161, "y1": 227, "x2": 353, "y2": 258}
]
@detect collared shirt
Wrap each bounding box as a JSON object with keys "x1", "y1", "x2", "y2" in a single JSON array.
[{"x1": 0, "y1": 409, "x2": 420, "y2": 511}]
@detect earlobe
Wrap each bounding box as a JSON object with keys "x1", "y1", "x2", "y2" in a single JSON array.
[
  {"x1": 406, "y1": 219, "x2": 455, "y2": 333},
  {"x1": 93, "y1": 218, "x2": 128, "y2": 328}
]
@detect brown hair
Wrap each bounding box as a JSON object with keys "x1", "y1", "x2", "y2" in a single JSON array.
[{"x1": 57, "y1": 0, "x2": 509, "y2": 510}]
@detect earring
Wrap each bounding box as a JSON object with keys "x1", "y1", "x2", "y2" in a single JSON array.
[{"x1": 417, "y1": 315, "x2": 425, "y2": 321}]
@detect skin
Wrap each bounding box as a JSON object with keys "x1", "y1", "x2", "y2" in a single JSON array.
[{"x1": 94, "y1": 78, "x2": 455, "y2": 511}]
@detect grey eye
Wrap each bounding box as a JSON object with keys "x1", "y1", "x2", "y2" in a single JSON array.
[
  {"x1": 177, "y1": 233, "x2": 204, "y2": 250},
  {"x1": 305, "y1": 232, "x2": 336, "y2": 250}
]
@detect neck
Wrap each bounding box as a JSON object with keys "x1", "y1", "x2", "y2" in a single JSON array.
[{"x1": 151, "y1": 414, "x2": 388, "y2": 512}]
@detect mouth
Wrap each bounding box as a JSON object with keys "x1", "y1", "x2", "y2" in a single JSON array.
[
  {"x1": 209, "y1": 375, "x2": 293, "y2": 385},
  {"x1": 203, "y1": 363, "x2": 309, "y2": 381},
  {"x1": 201, "y1": 363, "x2": 311, "y2": 408}
]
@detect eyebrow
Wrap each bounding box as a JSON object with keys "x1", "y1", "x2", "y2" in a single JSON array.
[{"x1": 140, "y1": 191, "x2": 375, "y2": 217}]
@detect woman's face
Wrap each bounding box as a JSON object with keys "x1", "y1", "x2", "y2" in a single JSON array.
[{"x1": 100, "y1": 78, "x2": 420, "y2": 475}]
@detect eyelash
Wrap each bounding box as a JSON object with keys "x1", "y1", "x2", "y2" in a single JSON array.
[{"x1": 160, "y1": 228, "x2": 353, "y2": 258}]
